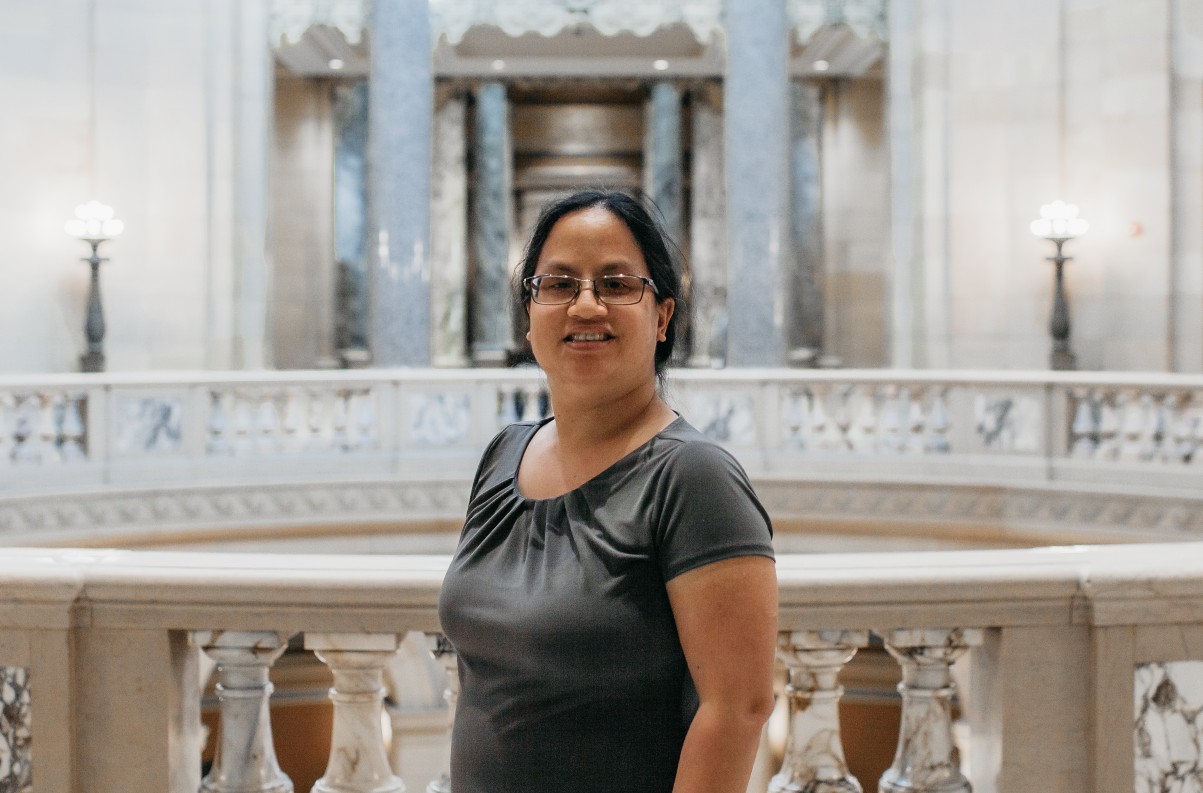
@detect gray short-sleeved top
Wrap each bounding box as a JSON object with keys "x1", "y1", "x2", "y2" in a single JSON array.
[{"x1": 438, "y1": 416, "x2": 774, "y2": 793}]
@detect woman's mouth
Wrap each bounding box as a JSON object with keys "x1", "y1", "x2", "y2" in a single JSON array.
[{"x1": 565, "y1": 332, "x2": 613, "y2": 342}]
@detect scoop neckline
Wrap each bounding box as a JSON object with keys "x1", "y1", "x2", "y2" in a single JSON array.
[{"x1": 510, "y1": 414, "x2": 686, "y2": 503}]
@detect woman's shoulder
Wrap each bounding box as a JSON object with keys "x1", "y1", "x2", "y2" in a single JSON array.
[
  {"x1": 472, "y1": 420, "x2": 546, "y2": 487},
  {"x1": 652, "y1": 417, "x2": 748, "y2": 475}
]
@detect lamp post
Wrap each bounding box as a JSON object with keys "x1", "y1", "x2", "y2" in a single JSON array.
[
  {"x1": 1030, "y1": 200, "x2": 1088, "y2": 371},
  {"x1": 65, "y1": 201, "x2": 124, "y2": 373}
]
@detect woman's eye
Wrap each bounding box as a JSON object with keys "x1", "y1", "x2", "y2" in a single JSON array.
[
  {"x1": 543, "y1": 279, "x2": 573, "y2": 291},
  {"x1": 602, "y1": 278, "x2": 632, "y2": 293}
]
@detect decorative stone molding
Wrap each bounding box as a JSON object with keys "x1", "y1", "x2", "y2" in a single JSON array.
[
  {"x1": 788, "y1": 0, "x2": 887, "y2": 43},
  {"x1": 429, "y1": 0, "x2": 723, "y2": 44},
  {"x1": 270, "y1": 0, "x2": 367, "y2": 45}
]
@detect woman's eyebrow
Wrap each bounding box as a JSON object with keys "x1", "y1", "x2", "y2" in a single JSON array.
[{"x1": 538, "y1": 261, "x2": 637, "y2": 274}]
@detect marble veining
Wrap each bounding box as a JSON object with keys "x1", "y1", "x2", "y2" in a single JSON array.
[
  {"x1": 684, "y1": 392, "x2": 758, "y2": 445},
  {"x1": 1136, "y1": 661, "x2": 1203, "y2": 793},
  {"x1": 0, "y1": 666, "x2": 32, "y2": 793},
  {"x1": 114, "y1": 396, "x2": 183, "y2": 455},
  {"x1": 407, "y1": 393, "x2": 471, "y2": 446},
  {"x1": 974, "y1": 394, "x2": 1041, "y2": 452}
]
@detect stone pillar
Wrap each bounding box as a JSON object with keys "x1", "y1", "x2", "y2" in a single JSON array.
[
  {"x1": 644, "y1": 82, "x2": 684, "y2": 251},
  {"x1": 233, "y1": 0, "x2": 273, "y2": 369},
  {"x1": 369, "y1": 0, "x2": 433, "y2": 366},
  {"x1": 689, "y1": 82, "x2": 727, "y2": 367},
  {"x1": 724, "y1": 0, "x2": 791, "y2": 366},
  {"x1": 789, "y1": 80, "x2": 825, "y2": 365},
  {"x1": 333, "y1": 81, "x2": 371, "y2": 365},
  {"x1": 470, "y1": 82, "x2": 514, "y2": 367},
  {"x1": 771, "y1": 630, "x2": 868, "y2": 793},
  {"x1": 432, "y1": 88, "x2": 470, "y2": 367},
  {"x1": 307, "y1": 633, "x2": 405, "y2": 793},
  {"x1": 880, "y1": 628, "x2": 981, "y2": 793},
  {"x1": 193, "y1": 630, "x2": 293, "y2": 793}
]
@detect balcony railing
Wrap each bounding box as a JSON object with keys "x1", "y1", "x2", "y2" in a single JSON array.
[
  {"x1": 1, "y1": 543, "x2": 1200, "y2": 793},
  {"x1": 2, "y1": 369, "x2": 1201, "y2": 546}
]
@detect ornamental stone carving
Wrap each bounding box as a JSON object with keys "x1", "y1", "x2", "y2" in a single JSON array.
[
  {"x1": 428, "y1": 0, "x2": 723, "y2": 44},
  {"x1": 270, "y1": 0, "x2": 367, "y2": 45}
]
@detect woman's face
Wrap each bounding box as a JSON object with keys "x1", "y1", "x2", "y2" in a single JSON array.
[{"x1": 526, "y1": 206, "x2": 674, "y2": 396}]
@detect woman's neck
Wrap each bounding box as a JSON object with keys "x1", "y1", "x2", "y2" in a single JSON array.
[{"x1": 547, "y1": 381, "x2": 673, "y2": 453}]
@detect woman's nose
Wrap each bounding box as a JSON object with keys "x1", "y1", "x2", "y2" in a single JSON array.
[{"x1": 567, "y1": 284, "x2": 607, "y2": 316}]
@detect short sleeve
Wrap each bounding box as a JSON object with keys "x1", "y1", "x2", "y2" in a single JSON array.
[{"x1": 653, "y1": 440, "x2": 775, "y2": 581}]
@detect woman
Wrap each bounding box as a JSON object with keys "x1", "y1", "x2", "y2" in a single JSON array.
[{"x1": 439, "y1": 190, "x2": 778, "y2": 793}]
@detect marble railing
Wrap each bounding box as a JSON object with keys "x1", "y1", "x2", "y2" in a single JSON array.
[
  {"x1": 1, "y1": 543, "x2": 1200, "y2": 793},
  {"x1": 2, "y1": 369, "x2": 1201, "y2": 545}
]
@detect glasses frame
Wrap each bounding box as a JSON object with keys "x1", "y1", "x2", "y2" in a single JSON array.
[{"x1": 523, "y1": 274, "x2": 659, "y2": 306}]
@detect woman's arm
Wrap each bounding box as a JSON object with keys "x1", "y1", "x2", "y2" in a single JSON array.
[{"x1": 666, "y1": 554, "x2": 778, "y2": 793}]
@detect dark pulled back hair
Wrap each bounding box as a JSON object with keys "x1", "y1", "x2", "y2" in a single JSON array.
[{"x1": 514, "y1": 190, "x2": 684, "y2": 377}]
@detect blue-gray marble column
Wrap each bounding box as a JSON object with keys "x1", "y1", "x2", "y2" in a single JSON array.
[
  {"x1": 470, "y1": 82, "x2": 513, "y2": 367},
  {"x1": 688, "y1": 82, "x2": 727, "y2": 367},
  {"x1": 789, "y1": 80, "x2": 825, "y2": 362},
  {"x1": 724, "y1": 0, "x2": 792, "y2": 366},
  {"x1": 369, "y1": 0, "x2": 432, "y2": 366},
  {"x1": 644, "y1": 82, "x2": 684, "y2": 251}
]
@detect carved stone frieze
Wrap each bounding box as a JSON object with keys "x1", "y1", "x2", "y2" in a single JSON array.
[
  {"x1": 271, "y1": 0, "x2": 368, "y2": 45},
  {"x1": 0, "y1": 481, "x2": 471, "y2": 544},
  {"x1": 429, "y1": 0, "x2": 723, "y2": 44}
]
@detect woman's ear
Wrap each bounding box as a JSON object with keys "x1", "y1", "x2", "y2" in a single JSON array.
[{"x1": 657, "y1": 298, "x2": 675, "y2": 342}]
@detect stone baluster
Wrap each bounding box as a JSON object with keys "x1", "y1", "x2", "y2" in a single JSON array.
[
  {"x1": 1170, "y1": 392, "x2": 1198, "y2": 464},
  {"x1": 306, "y1": 633, "x2": 405, "y2": 793},
  {"x1": 192, "y1": 630, "x2": 293, "y2": 793},
  {"x1": 354, "y1": 390, "x2": 376, "y2": 449},
  {"x1": 808, "y1": 386, "x2": 835, "y2": 451},
  {"x1": 424, "y1": 633, "x2": 459, "y2": 793},
  {"x1": 60, "y1": 393, "x2": 87, "y2": 461},
  {"x1": 307, "y1": 390, "x2": 330, "y2": 451},
  {"x1": 255, "y1": 392, "x2": 281, "y2": 456},
  {"x1": 1118, "y1": 390, "x2": 1145, "y2": 461},
  {"x1": 849, "y1": 387, "x2": 876, "y2": 453},
  {"x1": 232, "y1": 392, "x2": 255, "y2": 457},
  {"x1": 0, "y1": 392, "x2": 12, "y2": 464},
  {"x1": 1096, "y1": 391, "x2": 1120, "y2": 460},
  {"x1": 497, "y1": 384, "x2": 520, "y2": 427},
  {"x1": 520, "y1": 384, "x2": 545, "y2": 422},
  {"x1": 831, "y1": 387, "x2": 853, "y2": 450},
  {"x1": 1070, "y1": 389, "x2": 1098, "y2": 459},
  {"x1": 879, "y1": 386, "x2": 904, "y2": 454},
  {"x1": 903, "y1": 387, "x2": 926, "y2": 454},
  {"x1": 10, "y1": 394, "x2": 33, "y2": 462},
  {"x1": 783, "y1": 389, "x2": 808, "y2": 448},
  {"x1": 280, "y1": 390, "x2": 306, "y2": 453},
  {"x1": 208, "y1": 391, "x2": 231, "y2": 455},
  {"x1": 770, "y1": 630, "x2": 868, "y2": 793},
  {"x1": 925, "y1": 388, "x2": 950, "y2": 454},
  {"x1": 1141, "y1": 392, "x2": 1167, "y2": 462},
  {"x1": 879, "y1": 628, "x2": 981, "y2": 793},
  {"x1": 331, "y1": 390, "x2": 350, "y2": 450}
]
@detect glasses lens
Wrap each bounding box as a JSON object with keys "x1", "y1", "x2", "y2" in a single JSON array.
[
  {"x1": 597, "y1": 276, "x2": 645, "y2": 304},
  {"x1": 531, "y1": 275, "x2": 576, "y2": 304}
]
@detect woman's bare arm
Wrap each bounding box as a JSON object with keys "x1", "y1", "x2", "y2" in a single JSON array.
[{"x1": 667, "y1": 554, "x2": 778, "y2": 793}]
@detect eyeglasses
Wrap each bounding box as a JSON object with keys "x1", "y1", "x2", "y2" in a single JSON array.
[{"x1": 523, "y1": 274, "x2": 658, "y2": 306}]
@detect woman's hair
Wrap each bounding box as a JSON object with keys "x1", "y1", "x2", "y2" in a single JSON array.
[{"x1": 514, "y1": 190, "x2": 684, "y2": 377}]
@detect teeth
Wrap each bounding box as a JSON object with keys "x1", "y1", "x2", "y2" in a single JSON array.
[{"x1": 569, "y1": 333, "x2": 608, "y2": 342}]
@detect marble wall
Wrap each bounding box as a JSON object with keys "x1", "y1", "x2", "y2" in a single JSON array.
[
  {"x1": 0, "y1": 666, "x2": 31, "y2": 793},
  {"x1": 1135, "y1": 661, "x2": 1203, "y2": 793}
]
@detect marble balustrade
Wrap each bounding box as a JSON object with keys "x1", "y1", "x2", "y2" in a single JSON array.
[{"x1": 0, "y1": 543, "x2": 1201, "y2": 793}]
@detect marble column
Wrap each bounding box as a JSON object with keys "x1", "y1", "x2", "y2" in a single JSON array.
[
  {"x1": 233, "y1": 0, "x2": 272, "y2": 368},
  {"x1": 789, "y1": 80, "x2": 825, "y2": 365},
  {"x1": 880, "y1": 628, "x2": 981, "y2": 793},
  {"x1": 644, "y1": 82, "x2": 685, "y2": 251},
  {"x1": 192, "y1": 630, "x2": 293, "y2": 793},
  {"x1": 333, "y1": 81, "x2": 371, "y2": 363},
  {"x1": 431, "y1": 89, "x2": 470, "y2": 367},
  {"x1": 307, "y1": 633, "x2": 405, "y2": 793},
  {"x1": 689, "y1": 82, "x2": 727, "y2": 367},
  {"x1": 369, "y1": 0, "x2": 433, "y2": 366},
  {"x1": 771, "y1": 630, "x2": 868, "y2": 793},
  {"x1": 470, "y1": 82, "x2": 514, "y2": 367},
  {"x1": 724, "y1": 0, "x2": 791, "y2": 366}
]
